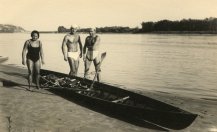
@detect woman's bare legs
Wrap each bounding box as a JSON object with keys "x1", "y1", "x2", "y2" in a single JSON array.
[
  {"x1": 35, "y1": 60, "x2": 41, "y2": 89},
  {"x1": 27, "y1": 59, "x2": 41, "y2": 90},
  {"x1": 27, "y1": 59, "x2": 34, "y2": 90}
]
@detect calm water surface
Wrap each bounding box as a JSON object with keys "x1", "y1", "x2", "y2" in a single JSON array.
[{"x1": 1, "y1": 33, "x2": 217, "y2": 99}]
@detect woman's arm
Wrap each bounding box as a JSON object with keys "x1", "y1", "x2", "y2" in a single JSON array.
[
  {"x1": 39, "y1": 41, "x2": 45, "y2": 64},
  {"x1": 22, "y1": 40, "x2": 28, "y2": 65}
]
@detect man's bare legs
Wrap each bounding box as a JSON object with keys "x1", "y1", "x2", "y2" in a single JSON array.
[
  {"x1": 68, "y1": 58, "x2": 79, "y2": 76},
  {"x1": 75, "y1": 59, "x2": 79, "y2": 75},
  {"x1": 93, "y1": 56, "x2": 101, "y2": 82},
  {"x1": 84, "y1": 59, "x2": 92, "y2": 79},
  {"x1": 84, "y1": 56, "x2": 101, "y2": 81}
]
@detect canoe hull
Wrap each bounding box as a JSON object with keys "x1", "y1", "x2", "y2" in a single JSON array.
[{"x1": 40, "y1": 69, "x2": 197, "y2": 130}]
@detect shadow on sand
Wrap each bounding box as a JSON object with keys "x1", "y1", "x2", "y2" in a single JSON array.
[
  {"x1": 0, "y1": 70, "x2": 27, "y2": 79},
  {"x1": 1, "y1": 79, "x2": 53, "y2": 96},
  {"x1": 1, "y1": 79, "x2": 168, "y2": 131}
]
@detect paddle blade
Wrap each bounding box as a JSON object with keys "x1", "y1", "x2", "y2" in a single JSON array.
[{"x1": 100, "y1": 52, "x2": 106, "y2": 63}]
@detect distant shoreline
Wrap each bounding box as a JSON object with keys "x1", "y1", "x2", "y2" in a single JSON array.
[
  {"x1": 36, "y1": 31, "x2": 217, "y2": 34},
  {"x1": 140, "y1": 31, "x2": 217, "y2": 34},
  {"x1": 1, "y1": 31, "x2": 217, "y2": 35}
]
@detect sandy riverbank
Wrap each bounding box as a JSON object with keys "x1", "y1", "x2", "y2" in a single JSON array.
[{"x1": 0, "y1": 64, "x2": 217, "y2": 132}]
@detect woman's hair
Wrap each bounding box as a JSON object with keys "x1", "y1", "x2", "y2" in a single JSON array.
[{"x1": 31, "y1": 30, "x2": 40, "y2": 38}]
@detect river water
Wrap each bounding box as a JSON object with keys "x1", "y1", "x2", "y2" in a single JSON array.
[{"x1": 1, "y1": 33, "x2": 217, "y2": 99}]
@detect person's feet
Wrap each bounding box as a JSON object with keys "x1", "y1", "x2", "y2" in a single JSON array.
[
  {"x1": 36, "y1": 85, "x2": 41, "y2": 90},
  {"x1": 26, "y1": 84, "x2": 42, "y2": 91},
  {"x1": 26, "y1": 85, "x2": 32, "y2": 91}
]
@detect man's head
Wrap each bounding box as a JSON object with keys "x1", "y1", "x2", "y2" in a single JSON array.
[
  {"x1": 89, "y1": 27, "x2": 96, "y2": 36},
  {"x1": 70, "y1": 24, "x2": 79, "y2": 33}
]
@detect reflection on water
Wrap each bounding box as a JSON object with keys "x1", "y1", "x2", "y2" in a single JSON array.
[{"x1": 1, "y1": 33, "x2": 217, "y2": 99}]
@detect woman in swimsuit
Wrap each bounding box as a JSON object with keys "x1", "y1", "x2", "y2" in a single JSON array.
[
  {"x1": 22, "y1": 30, "x2": 45, "y2": 90},
  {"x1": 83, "y1": 27, "x2": 101, "y2": 81}
]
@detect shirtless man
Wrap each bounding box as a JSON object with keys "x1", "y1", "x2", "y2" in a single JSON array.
[
  {"x1": 62, "y1": 25, "x2": 82, "y2": 76},
  {"x1": 83, "y1": 27, "x2": 101, "y2": 81}
]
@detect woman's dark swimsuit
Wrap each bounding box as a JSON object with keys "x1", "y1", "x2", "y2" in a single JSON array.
[{"x1": 26, "y1": 41, "x2": 40, "y2": 62}]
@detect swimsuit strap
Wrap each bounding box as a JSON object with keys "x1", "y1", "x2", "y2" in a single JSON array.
[{"x1": 27, "y1": 40, "x2": 31, "y2": 47}]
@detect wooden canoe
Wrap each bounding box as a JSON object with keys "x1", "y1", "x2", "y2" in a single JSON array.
[{"x1": 40, "y1": 69, "x2": 197, "y2": 130}]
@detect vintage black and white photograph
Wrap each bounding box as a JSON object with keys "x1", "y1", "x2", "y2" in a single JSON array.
[{"x1": 0, "y1": 0, "x2": 217, "y2": 131}]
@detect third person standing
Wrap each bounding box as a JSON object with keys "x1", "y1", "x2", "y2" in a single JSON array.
[{"x1": 83, "y1": 27, "x2": 101, "y2": 81}]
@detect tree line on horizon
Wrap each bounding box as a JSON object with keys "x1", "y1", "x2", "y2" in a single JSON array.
[
  {"x1": 58, "y1": 26, "x2": 139, "y2": 33},
  {"x1": 57, "y1": 17, "x2": 217, "y2": 33},
  {"x1": 141, "y1": 17, "x2": 217, "y2": 33}
]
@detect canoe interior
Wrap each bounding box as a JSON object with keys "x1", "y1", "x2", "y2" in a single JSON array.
[{"x1": 40, "y1": 69, "x2": 197, "y2": 130}]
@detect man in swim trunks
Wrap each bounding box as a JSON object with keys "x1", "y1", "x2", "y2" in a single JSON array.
[
  {"x1": 83, "y1": 27, "x2": 101, "y2": 81},
  {"x1": 62, "y1": 24, "x2": 83, "y2": 76}
]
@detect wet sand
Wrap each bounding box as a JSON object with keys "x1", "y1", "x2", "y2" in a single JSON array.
[{"x1": 0, "y1": 64, "x2": 217, "y2": 132}]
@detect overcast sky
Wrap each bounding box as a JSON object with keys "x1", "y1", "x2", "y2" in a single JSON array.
[{"x1": 1, "y1": 0, "x2": 217, "y2": 31}]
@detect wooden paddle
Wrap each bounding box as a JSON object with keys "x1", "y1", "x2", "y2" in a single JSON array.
[{"x1": 90, "y1": 52, "x2": 107, "y2": 88}]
